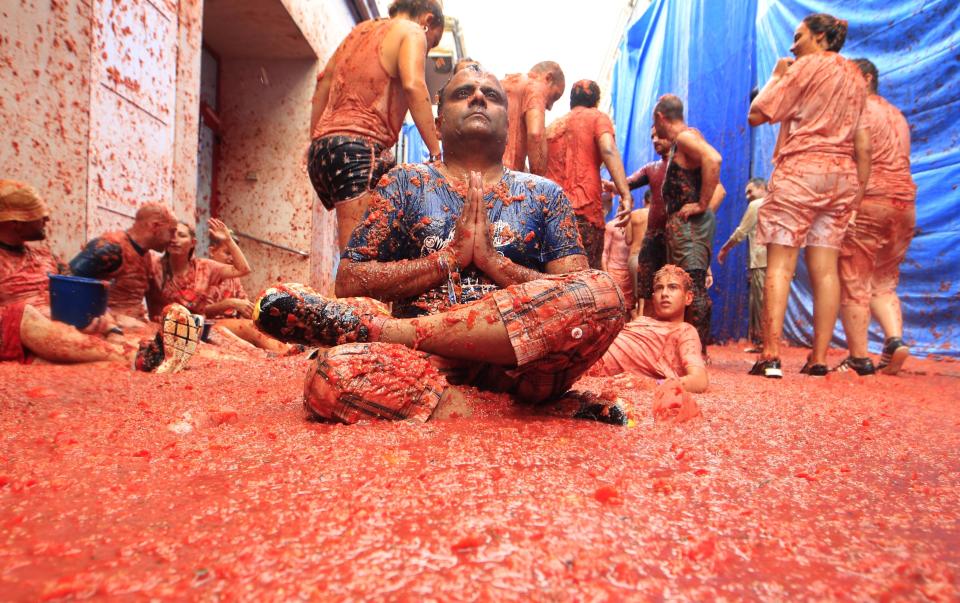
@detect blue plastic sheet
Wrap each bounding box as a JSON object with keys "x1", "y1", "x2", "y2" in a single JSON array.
[{"x1": 610, "y1": 0, "x2": 960, "y2": 357}]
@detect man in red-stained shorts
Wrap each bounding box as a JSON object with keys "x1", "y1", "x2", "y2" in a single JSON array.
[
  {"x1": 253, "y1": 67, "x2": 629, "y2": 425},
  {"x1": 591, "y1": 265, "x2": 708, "y2": 393},
  {"x1": 835, "y1": 59, "x2": 917, "y2": 376}
]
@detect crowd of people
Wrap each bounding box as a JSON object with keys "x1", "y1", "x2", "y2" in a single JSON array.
[{"x1": 1, "y1": 2, "x2": 917, "y2": 427}]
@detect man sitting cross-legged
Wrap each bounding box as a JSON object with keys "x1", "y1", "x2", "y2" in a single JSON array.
[
  {"x1": 253, "y1": 66, "x2": 629, "y2": 425},
  {"x1": 590, "y1": 264, "x2": 709, "y2": 393}
]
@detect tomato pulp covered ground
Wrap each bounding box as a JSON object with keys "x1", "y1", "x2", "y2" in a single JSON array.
[{"x1": 1, "y1": 344, "x2": 958, "y2": 600}]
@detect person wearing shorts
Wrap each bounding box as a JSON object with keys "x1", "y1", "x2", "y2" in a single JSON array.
[
  {"x1": 836, "y1": 59, "x2": 917, "y2": 376},
  {"x1": 748, "y1": 12, "x2": 869, "y2": 378},
  {"x1": 309, "y1": 0, "x2": 445, "y2": 250},
  {"x1": 545, "y1": 80, "x2": 632, "y2": 269},
  {"x1": 254, "y1": 67, "x2": 630, "y2": 426}
]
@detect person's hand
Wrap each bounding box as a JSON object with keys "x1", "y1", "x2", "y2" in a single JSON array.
[
  {"x1": 81, "y1": 310, "x2": 119, "y2": 336},
  {"x1": 773, "y1": 57, "x2": 794, "y2": 78},
  {"x1": 228, "y1": 298, "x2": 255, "y2": 318},
  {"x1": 705, "y1": 269, "x2": 714, "y2": 290},
  {"x1": 447, "y1": 172, "x2": 479, "y2": 269},
  {"x1": 601, "y1": 179, "x2": 616, "y2": 193},
  {"x1": 630, "y1": 306, "x2": 644, "y2": 321},
  {"x1": 470, "y1": 172, "x2": 499, "y2": 273},
  {"x1": 613, "y1": 201, "x2": 632, "y2": 228},
  {"x1": 717, "y1": 245, "x2": 730, "y2": 265},
  {"x1": 676, "y1": 203, "x2": 704, "y2": 221},
  {"x1": 208, "y1": 218, "x2": 232, "y2": 240}
]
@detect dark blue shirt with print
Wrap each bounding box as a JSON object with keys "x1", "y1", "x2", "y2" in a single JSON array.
[{"x1": 342, "y1": 163, "x2": 584, "y2": 317}]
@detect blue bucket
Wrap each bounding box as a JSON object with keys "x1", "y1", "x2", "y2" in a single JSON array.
[{"x1": 48, "y1": 274, "x2": 109, "y2": 329}]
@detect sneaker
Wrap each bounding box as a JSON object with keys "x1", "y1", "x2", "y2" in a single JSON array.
[
  {"x1": 799, "y1": 355, "x2": 828, "y2": 376},
  {"x1": 749, "y1": 358, "x2": 783, "y2": 378},
  {"x1": 553, "y1": 391, "x2": 629, "y2": 426},
  {"x1": 832, "y1": 356, "x2": 876, "y2": 376},
  {"x1": 134, "y1": 304, "x2": 202, "y2": 373},
  {"x1": 878, "y1": 337, "x2": 910, "y2": 375},
  {"x1": 253, "y1": 283, "x2": 385, "y2": 346}
]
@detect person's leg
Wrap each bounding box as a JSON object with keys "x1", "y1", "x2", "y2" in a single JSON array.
[
  {"x1": 870, "y1": 293, "x2": 902, "y2": 340},
  {"x1": 748, "y1": 267, "x2": 765, "y2": 346},
  {"x1": 837, "y1": 202, "x2": 884, "y2": 360},
  {"x1": 19, "y1": 304, "x2": 130, "y2": 364},
  {"x1": 335, "y1": 191, "x2": 374, "y2": 251},
  {"x1": 574, "y1": 216, "x2": 604, "y2": 270},
  {"x1": 804, "y1": 245, "x2": 841, "y2": 366},
  {"x1": 684, "y1": 268, "x2": 711, "y2": 354},
  {"x1": 761, "y1": 244, "x2": 800, "y2": 360}
]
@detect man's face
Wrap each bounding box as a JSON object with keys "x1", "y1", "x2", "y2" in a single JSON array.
[
  {"x1": 652, "y1": 274, "x2": 693, "y2": 321},
  {"x1": 437, "y1": 70, "x2": 508, "y2": 144},
  {"x1": 745, "y1": 183, "x2": 764, "y2": 201},
  {"x1": 14, "y1": 216, "x2": 49, "y2": 241},
  {"x1": 546, "y1": 79, "x2": 565, "y2": 111},
  {"x1": 150, "y1": 213, "x2": 178, "y2": 251},
  {"x1": 652, "y1": 111, "x2": 669, "y2": 139},
  {"x1": 651, "y1": 128, "x2": 669, "y2": 156},
  {"x1": 790, "y1": 22, "x2": 822, "y2": 58}
]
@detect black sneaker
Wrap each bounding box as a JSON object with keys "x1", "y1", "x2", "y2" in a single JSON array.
[
  {"x1": 799, "y1": 355, "x2": 828, "y2": 376},
  {"x1": 878, "y1": 337, "x2": 910, "y2": 376},
  {"x1": 832, "y1": 356, "x2": 876, "y2": 376},
  {"x1": 749, "y1": 358, "x2": 783, "y2": 378},
  {"x1": 253, "y1": 284, "x2": 384, "y2": 346}
]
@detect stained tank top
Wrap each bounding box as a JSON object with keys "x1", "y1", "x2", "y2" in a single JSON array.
[{"x1": 662, "y1": 130, "x2": 703, "y2": 216}]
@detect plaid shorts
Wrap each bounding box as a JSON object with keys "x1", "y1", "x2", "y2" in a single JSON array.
[
  {"x1": 303, "y1": 270, "x2": 626, "y2": 423},
  {"x1": 307, "y1": 135, "x2": 395, "y2": 211},
  {"x1": 0, "y1": 303, "x2": 27, "y2": 363}
]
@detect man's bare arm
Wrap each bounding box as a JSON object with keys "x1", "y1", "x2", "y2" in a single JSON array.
[
  {"x1": 525, "y1": 107, "x2": 548, "y2": 175},
  {"x1": 598, "y1": 132, "x2": 634, "y2": 230},
  {"x1": 676, "y1": 131, "x2": 722, "y2": 218},
  {"x1": 397, "y1": 28, "x2": 441, "y2": 157},
  {"x1": 708, "y1": 182, "x2": 726, "y2": 213},
  {"x1": 681, "y1": 365, "x2": 709, "y2": 393},
  {"x1": 335, "y1": 256, "x2": 447, "y2": 300}
]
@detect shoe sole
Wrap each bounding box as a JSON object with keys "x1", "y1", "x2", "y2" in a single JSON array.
[
  {"x1": 764, "y1": 368, "x2": 783, "y2": 378},
  {"x1": 156, "y1": 308, "x2": 202, "y2": 374},
  {"x1": 881, "y1": 346, "x2": 910, "y2": 376}
]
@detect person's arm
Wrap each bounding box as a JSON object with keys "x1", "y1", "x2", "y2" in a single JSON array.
[
  {"x1": 310, "y1": 57, "x2": 336, "y2": 134},
  {"x1": 853, "y1": 123, "x2": 872, "y2": 212},
  {"x1": 681, "y1": 365, "x2": 709, "y2": 393},
  {"x1": 708, "y1": 182, "x2": 726, "y2": 213},
  {"x1": 717, "y1": 201, "x2": 757, "y2": 264},
  {"x1": 525, "y1": 107, "x2": 548, "y2": 175},
  {"x1": 675, "y1": 131, "x2": 722, "y2": 219},
  {"x1": 204, "y1": 298, "x2": 254, "y2": 319},
  {"x1": 749, "y1": 57, "x2": 796, "y2": 126},
  {"x1": 597, "y1": 131, "x2": 633, "y2": 229},
  {"x1": 601, "y1": 226, "x2": 613, "y2": 273},
  {"x1": 397, "y1": 27, "x2": 441, "y2": 158},
  {"x1": 679, "y1": 326, "x2": 708, "y2": 392},
  {"x1": 207, "y1": 219, "x2": 250, "y2": 279},
  {"x1": 68, "y1": 238, "x2": 123, "y2": 278}
]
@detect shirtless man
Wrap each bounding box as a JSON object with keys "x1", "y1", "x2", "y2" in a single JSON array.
[
  {"x1": 501, "y1": 61, "x2": 565, "y2": 175},
  {"x1": 653, "y1": 94, "x2": 723, "y2": 353},
  {"x1": 0, "y1": 181, "x2": 193, "y2": 371},
  {"x1": 309, "y1": 0, "x2": 445, "y2": 250},
  {"x1": 69, "y1": 203, "x2": 177, "y2": 327},
  {"x1": 546, "y1": 80, "x2": 632, "y2": 269},
  {"x1": 603, "y1": 190, "x2": 648, "y2": 315},
  {"x1": 253, "y1": 66, "x2": 629, "y2": 425},
  {"x1": 836, "y1": 59, "x2": 917, "y2": 376},
  {"x1": 592, "y1": 265, "x2": 708, "y2": 393}
]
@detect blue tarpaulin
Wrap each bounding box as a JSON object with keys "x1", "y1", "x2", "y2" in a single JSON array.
[{"x1": 610, "y1": 0, "x2": 960, "y2": 358}]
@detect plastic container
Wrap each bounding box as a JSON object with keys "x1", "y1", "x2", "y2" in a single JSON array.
[{"x1": 48, "y1": 274, "x2": 109, "y2": 329}]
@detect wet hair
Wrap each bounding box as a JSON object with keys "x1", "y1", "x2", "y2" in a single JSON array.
[
  {"x1": 654, "y1": 94, "x2": 684, "y2": 121},
  {"x1": 802, "y1": 13, "x2": 848, "y2": 52},
  {"x1": 570, "y1": 80, "x2": 600, "y2": 109},
  {"x1": 454, "y1": 57, "x2": 478, "y2": 72},
  {"x1": 748, "y1": 177, "x2": 768, "y2": 189},
  {"x1": 653, "y1": 264, "x2": 693, "y2": 292},
  {"x1": 388, "y1": 0, "x2": 443, "y2": 22},
  {"x1": 530, "y1": 61, "x2": 565, "y2": 88},
  {"x1": 852, "y1": 58, "x2": 879, "y2": 93},
  {"x1": 436, "y1": 63, "x2": 490, "y2": 116}
]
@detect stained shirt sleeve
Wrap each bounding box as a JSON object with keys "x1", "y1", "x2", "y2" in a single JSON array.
[
  {"x1": 69, "y1": 237, "x2": 123, "y2": 278},
  {"x1": 629, "y1": 163, "x2": 652, "y2": 190},
  {"x1": 752, "y1": 57, "x2": 814, "y2": 124},
  {"x1": 728, "y1": 200, "x2": 761, "y2": 244},
  {"x1": 540, "y1": 184, "x2": 586, "y2": 263},
  {"x1": 595, "y1": 112, "x2": 616, "y2": 139},
  {"x1": 679, "y1": 324, "x2": 706, "y2": 373},
  {"x1": 342, "y1": 168, "x2": 411, "y2": 263}
]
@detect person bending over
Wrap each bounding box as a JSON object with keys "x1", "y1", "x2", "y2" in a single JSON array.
[
  {"x1": 501, "y1": 61, "x2": 565, "y2": 175},
  {"x1": 309, "y1": 0, "x2": 445, "y2": 250},
  {"x1": 253, "y1": 66, "x2": 628, "y2": 425}
]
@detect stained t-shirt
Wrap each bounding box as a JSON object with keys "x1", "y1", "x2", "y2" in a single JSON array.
[
  {"x1": 545, "y1": 107, "x2": 617, "y2": 227},
  {"x1": 861, "y1": 94, "x2": 916, "y2": 202},
  {"x1": 343, "y1": 163, "x2": 585, "y2": 317},
  {"x1": 69, "y1": 231, "x2": 157, "y2": 319},
  {"x1": 502, "y1": 74, "x2": 551, "y2": 171},
  {"x1": 629, "y1": 160, "x2": 667, "y2": 232},
  {"x1": 595, "y1": 316, "x2": 704, "y2": 380},
  {"x1": 603, "y1": 221, "x2": 630, "y2": 271},
  {"x1": 753, "y1": 52, "x2": 867, "y2": 161},
  {"x1": 151, "y1": 257, "x2": 234, "y2": 317},
  {"x1": 0, "y1": 241, "x2": 62, "y2": 307}
]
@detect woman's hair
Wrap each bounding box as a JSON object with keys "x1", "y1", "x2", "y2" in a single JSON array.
[
  {"x1": 570, "y1": 80, "x2": 601, "y2": 109},
  {"x1": 852, "y1": 58, "x2": 879, "y2": 93},
  {"x1": 803, "y1": 13, "x2": 848, "y2": 52},
  {"x1": 388, "y1": 0, "x2": 443, "y2": 22},
  {"x1": 162, "y1": 221, "x2": 195, "y2": 283}
]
